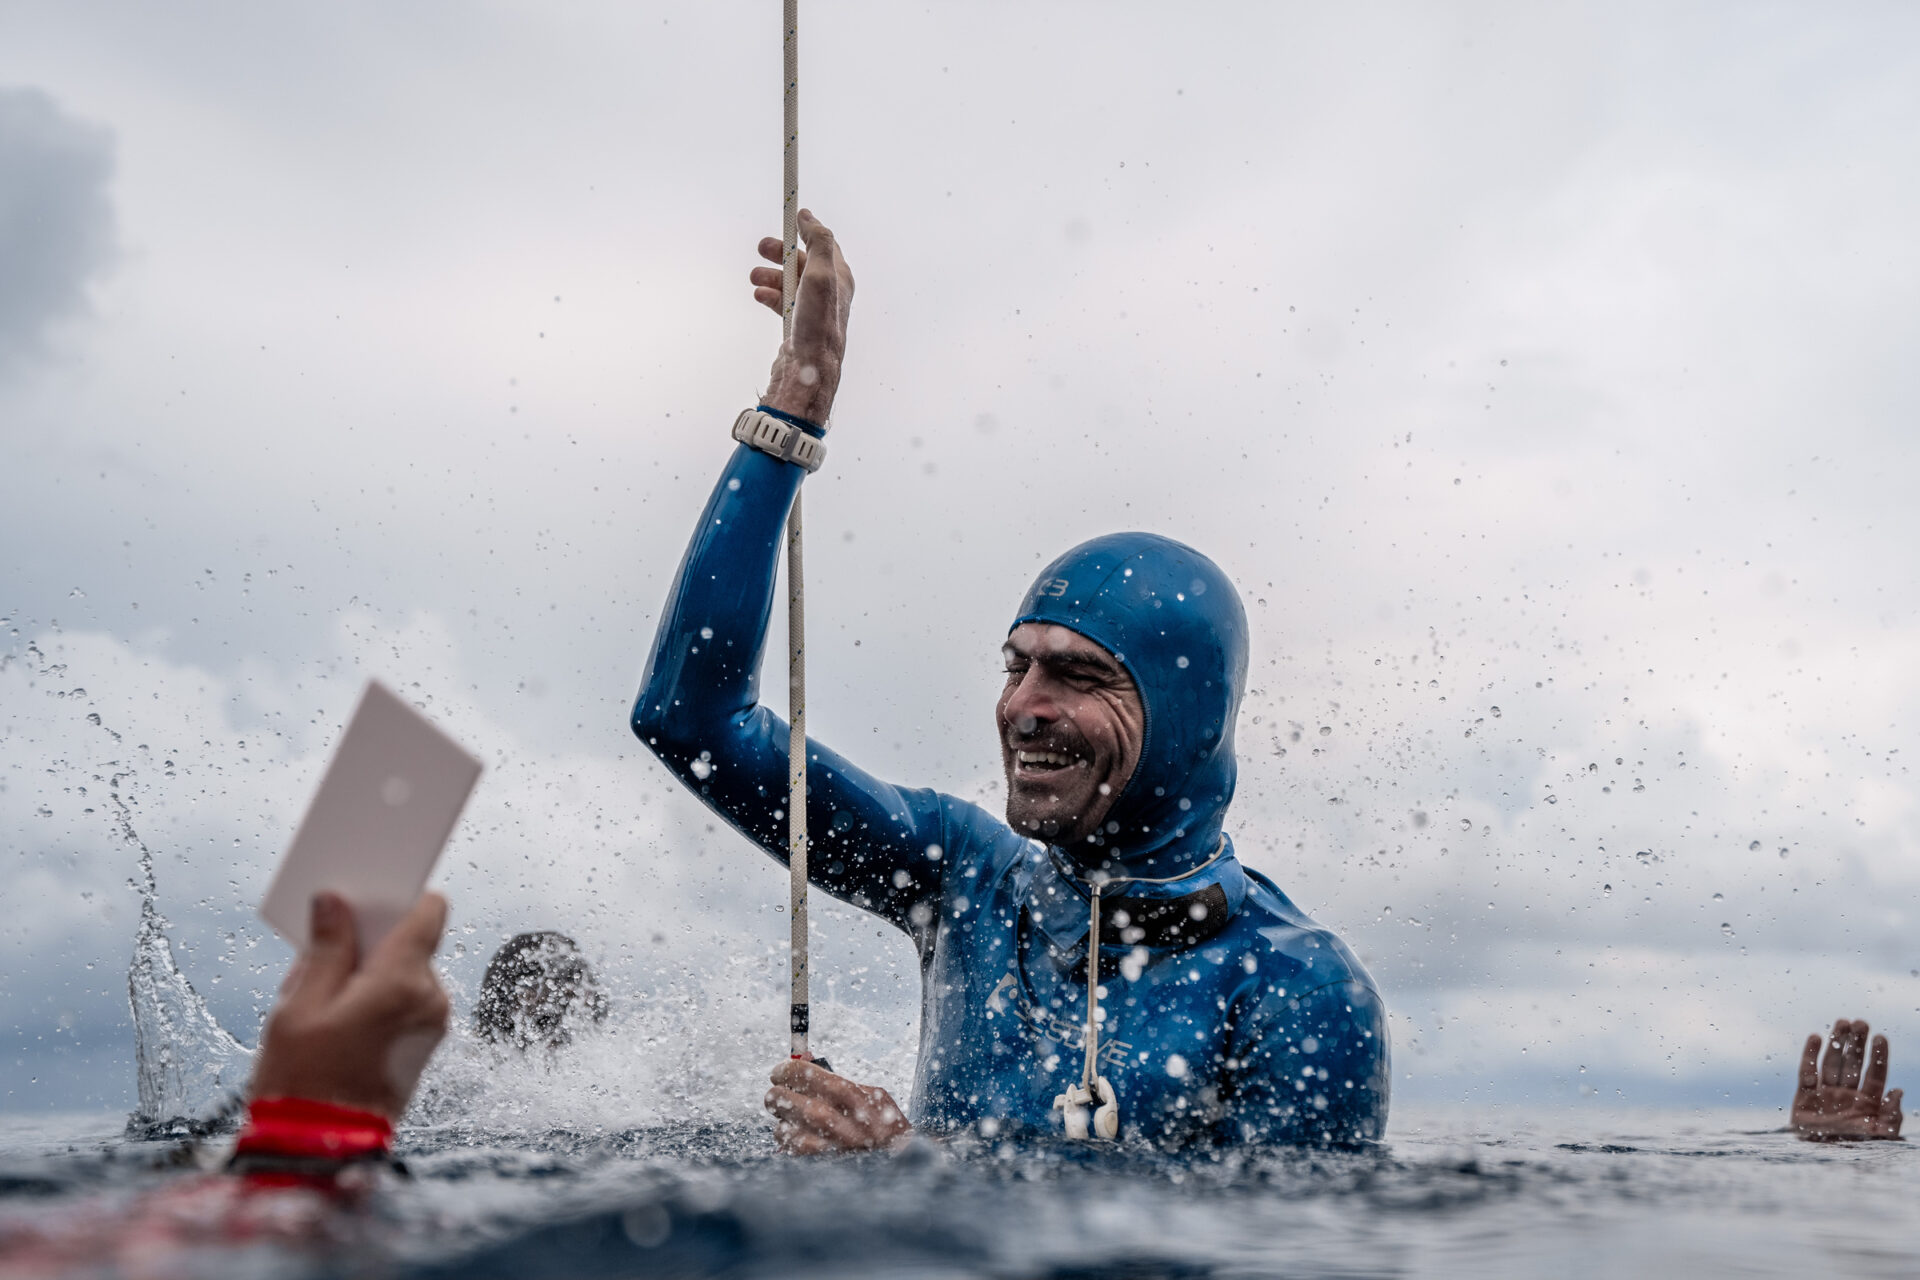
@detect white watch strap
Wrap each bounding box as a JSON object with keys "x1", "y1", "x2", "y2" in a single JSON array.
[{"x1": 732, "y1": 408, "x2": 826, "y2": 473}]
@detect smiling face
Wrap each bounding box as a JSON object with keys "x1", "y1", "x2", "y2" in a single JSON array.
[{"x1": 997, "y1": 622, "x2": 1146, "y2": 846}]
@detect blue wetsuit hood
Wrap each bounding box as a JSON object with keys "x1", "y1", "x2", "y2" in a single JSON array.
[{"x1": 1013, "y1": 532, "x2": 1248, "y2": 878}]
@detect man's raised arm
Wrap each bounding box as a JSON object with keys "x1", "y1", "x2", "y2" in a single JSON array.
[{"x1": 632, "y1": 213, "x2": 945, "y2": 933}]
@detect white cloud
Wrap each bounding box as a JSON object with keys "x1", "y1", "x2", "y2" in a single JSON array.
[{"x1": 0, "y1": 88, "x2": 114, "y2": 380}]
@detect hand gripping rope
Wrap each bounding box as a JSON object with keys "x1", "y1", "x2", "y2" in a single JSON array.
[
  {"x1": 1052, "y1": 835, "x2": 1230, "y2": 1141},
  {"x1": 780, "y1": 0, "x2": 813, "y2": 1065}
]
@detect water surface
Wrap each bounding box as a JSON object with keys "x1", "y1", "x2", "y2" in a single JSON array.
[{"x1": 3, "y1": 1104, "x2": 1910, "y2": 1278}]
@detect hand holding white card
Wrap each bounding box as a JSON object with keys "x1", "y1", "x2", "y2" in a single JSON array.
[{"x1": 260, "y1": 681, "x2": 482, "y2": 951}]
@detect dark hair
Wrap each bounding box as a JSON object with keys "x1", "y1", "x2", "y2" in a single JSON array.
[{"x1": 473, "y1": 931, "x2": 609, "y2": 1049}]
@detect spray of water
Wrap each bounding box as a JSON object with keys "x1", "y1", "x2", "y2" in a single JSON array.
[
  {"x1": 107, "y1": 740, "x2": 914, "y2": 1144},
  {"x1": 408, "y1": 943, "x2": 919, "y2": 1147},
  {"x1": 115, "y1": 769, "x2": 254, "y2": 1135},
  {"x1": 9, "y1": 630, "x2": 920, "y2": 1146}
]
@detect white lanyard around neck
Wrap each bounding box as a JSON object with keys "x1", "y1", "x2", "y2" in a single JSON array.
[{"x1": 1051, "y1": 834, "x2": 1230, "y2": 1140}]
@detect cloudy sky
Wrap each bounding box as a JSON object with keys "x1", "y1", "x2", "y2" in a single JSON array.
[{"x1": 4, "y1": 1, "x2": 1918, "y2": 1123}]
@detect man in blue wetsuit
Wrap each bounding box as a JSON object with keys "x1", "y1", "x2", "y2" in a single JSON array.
[{"x1": 634, "y1": 212, "x2": 1388, "y2": 1152}]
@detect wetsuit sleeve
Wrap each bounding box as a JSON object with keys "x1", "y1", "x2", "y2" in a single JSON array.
[
  {"x1": 1220, "y1": 978, "x2": 1390, "y2": 1148},
  {"x1": 633, "y1": 439, "x2": 948, "y2": 933}
]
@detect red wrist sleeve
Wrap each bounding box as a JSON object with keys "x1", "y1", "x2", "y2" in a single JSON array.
[{"x1": 233, "y1": 1096, "x2": 394, "y2": 1162}]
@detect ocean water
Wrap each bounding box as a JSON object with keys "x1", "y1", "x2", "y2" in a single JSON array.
[{"x1": 1, "y1": 1101, "x2": 1913, "y2": 1279}]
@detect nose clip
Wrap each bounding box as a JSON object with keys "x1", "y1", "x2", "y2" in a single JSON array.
[{"x1": 1053, "y1": 1076, "x2": 1119, "y2": 1141}]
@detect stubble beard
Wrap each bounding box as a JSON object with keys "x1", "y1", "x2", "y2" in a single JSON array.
[{"x1": 1002, "y1": 747, "x2": 1108, "y2": 847}]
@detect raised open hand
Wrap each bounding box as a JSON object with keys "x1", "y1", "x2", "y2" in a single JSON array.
[
  {"x1": 1791, "y1": 1018, "x2": 1904, "y2": 1141},
  {"x1": 749, "y1": 208, "x2": 853, "y2": 426}
]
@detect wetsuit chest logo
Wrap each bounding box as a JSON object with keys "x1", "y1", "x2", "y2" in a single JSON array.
[{"x1": 984, "y1": 972, "x2": 1132, "y2": 1073}]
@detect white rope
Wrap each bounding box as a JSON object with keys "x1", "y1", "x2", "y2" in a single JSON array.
[{"x1": 780, "y1": 0, "x2": 810, "y2": 1062}]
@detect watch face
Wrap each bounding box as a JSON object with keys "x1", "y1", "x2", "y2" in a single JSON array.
[{"x1": 734, "y1": 410, "x2": 823, "y2": 472}]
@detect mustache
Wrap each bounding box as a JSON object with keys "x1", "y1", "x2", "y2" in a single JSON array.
[{"x1": 1003, "y1": 723, "x2": 1091, "y2": 756}]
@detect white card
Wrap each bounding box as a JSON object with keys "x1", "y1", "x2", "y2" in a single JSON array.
[{"x1": 260, "y1": 680, "x2": 482, "y2": 952}]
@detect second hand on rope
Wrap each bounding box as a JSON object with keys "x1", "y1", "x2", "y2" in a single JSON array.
[{"x1": 780, "y1": 0, "x2": 811, "y2": 1064}]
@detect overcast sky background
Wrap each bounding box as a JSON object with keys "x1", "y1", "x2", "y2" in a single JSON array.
[{"x1": 3, "y1": 2, "x2": 1918, "y2": 1126}]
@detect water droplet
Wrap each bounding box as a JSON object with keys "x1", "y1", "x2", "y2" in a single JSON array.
[
  {"x1": 1490, "y1": 706, "x2": 1502, "y2": 718},
  {"x1": 1318, "y1": 725, "x2": 1332, "y2": 737},
  {"x1": 1721, "y1": 923, "x2": 1735, "y2": 937},
  {"x1": 1712, "y1": 892, "x2": 1723, "y2": 901},
  {"x1": 1748, "y1": 840, "x2": 1761, "y2": 851},
  {"x1": 1602, "y1": 884, "x2": 1612, "y2": 896},
  {"x1": 699, "y1": 626, "x2": 714, "y2": 640},
  {"x1": 1176, "y1": 656, "x2": 1190, "y2": 669},
  {"x1": 1459, "y1": 818, "x2": 1472, "y2": 832}
]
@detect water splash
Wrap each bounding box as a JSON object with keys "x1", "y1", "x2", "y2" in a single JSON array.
[
  {"x1": 114, "y1": 770, "x2": 254, "y2": 1135},
  {"x1": 408, "y1": 943, "x2": 918, "y2": 1141}
]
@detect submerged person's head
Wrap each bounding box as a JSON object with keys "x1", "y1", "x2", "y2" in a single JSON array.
[
  {"x1": 999, "y1": 533, "x2": 1248, "y2": 867},
  {"x1": 474, "y1": 931, "x2": 609, "y2": 1050}
]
